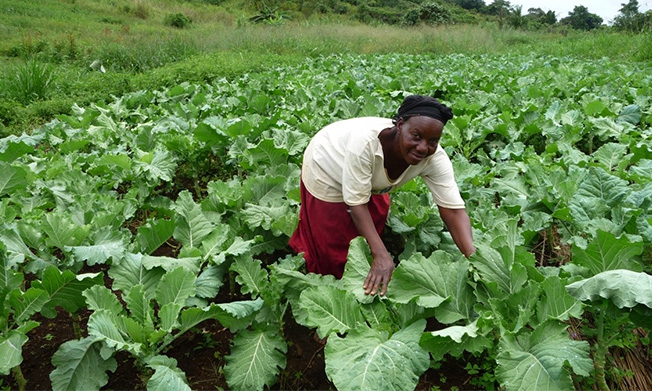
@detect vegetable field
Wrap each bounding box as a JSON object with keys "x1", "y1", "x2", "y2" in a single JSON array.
[{"x1": 2, "y1": 53, "x2": 652, "y2": 391}]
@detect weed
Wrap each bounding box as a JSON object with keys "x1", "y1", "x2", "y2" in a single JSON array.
[{"x1": 3, "y1": 58, "x2": 56, "y2": 105}]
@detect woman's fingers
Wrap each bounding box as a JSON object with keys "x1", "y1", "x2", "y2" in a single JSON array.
[{"x1": 364, "y1": 271, "x2": 391, "y2": 295}]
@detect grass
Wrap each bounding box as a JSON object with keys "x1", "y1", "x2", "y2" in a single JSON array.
[
  {"x1": 0, "y1": 0, "x2": 650, "y2": 137},
  {"x1": 3, "y1": 58, "x2": 56, "y2": 105}
]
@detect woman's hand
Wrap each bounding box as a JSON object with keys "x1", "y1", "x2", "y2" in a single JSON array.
[
  {"x1": 348, "y1": 204, "x2": 394, "y2": 296},
  {"x1": 364, "y1": 251, "x2": 395, "y2": 296}
]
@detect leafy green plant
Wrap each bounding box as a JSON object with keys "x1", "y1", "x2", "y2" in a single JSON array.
[
  {"x1": 50, "y1": 263, "x2": 263, "y2": 390},
  {"x1": 0, "y1": 243, "x2": 102, "y2": 391},
  {"x1": 248, "y1": 2, "x2": 290, "y2": 25},
  {"x1": 567, "y1": 269, "x2": 652, "y2": 391}
]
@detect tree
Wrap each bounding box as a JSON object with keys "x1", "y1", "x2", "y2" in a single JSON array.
[
  {"x1": 613, "y1": 0, "x2": 651, "y2": 32},
  {"x1": 484, "y1": 0, "x2": 510, "y2": 16},
  {"x1": 455, "y1": 0, "x2": 485, "y2": 11},
  {"x1": 507, "y1": 5, "x2": 525, "y2": 28},
  {"x1": 561, "y1": 5, "x2": 603, "y2": 30},
  {"x1": 526, "y1": 7, "x2": 557, "y2": 25},
  {"x1": 483, "y1": 0, "x2": 511, "y2": 28}
]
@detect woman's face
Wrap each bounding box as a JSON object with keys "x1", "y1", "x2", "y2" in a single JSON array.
[{"x1": 398, "y1": 116, "x2": 444, "y2": 165}]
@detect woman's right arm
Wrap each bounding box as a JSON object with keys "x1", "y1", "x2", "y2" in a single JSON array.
[{"x1": 349, "y1": 204, "x2": 395, "y2": 296}]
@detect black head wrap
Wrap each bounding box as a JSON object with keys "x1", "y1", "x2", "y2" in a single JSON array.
[{"x1": 393, "y1": 95, "x2": 454, "y2": 125}]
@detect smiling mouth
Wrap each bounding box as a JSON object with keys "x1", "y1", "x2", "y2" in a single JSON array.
[{"x1": 410, "y1": 152, "x2": 426, "y2": 161}]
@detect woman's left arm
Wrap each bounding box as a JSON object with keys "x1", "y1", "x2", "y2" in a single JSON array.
[{"x1": 438, "y1": 206, "x2": 475, "y2": 258}]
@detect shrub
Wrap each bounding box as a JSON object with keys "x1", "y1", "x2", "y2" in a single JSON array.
[
  {"x1": 357, "y1": 4, "x2": 403, "y2": 25},
  {"x1": 164, "y1": 13, "x2": 192, "y2": 28},
  {"x1": 403, "y1": 1, "x2": 453, "y2": 26},
  {"x1": 0, "y1": 98, "x2": 21, "y2": 127}
]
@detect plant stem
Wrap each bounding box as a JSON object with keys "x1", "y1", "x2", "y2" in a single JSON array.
[
  {"x1": 593, "y1": 308, "x2": 610, "y2": 391},
  {"x1": 71, "y1": 313, "x2": 83, "y2": 339},
  {"x1": 11, "y1": 365, "x2": 27, "y2": 391}
]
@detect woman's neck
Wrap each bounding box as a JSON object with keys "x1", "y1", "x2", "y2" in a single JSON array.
[{"x1": 379, "y1": 126, "x2": 408, "y2": 180}]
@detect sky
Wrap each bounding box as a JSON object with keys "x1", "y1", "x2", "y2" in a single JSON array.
[{"x1": 508, "y1": 0, "x2": 651, "y2": 23}]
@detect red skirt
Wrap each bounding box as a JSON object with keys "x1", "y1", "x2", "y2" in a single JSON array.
[{"x1": 289, "y1": 180, "x2": 390, "y2": 279}]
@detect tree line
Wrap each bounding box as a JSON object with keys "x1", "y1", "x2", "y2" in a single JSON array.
[{"x1": 245, "y1": 0, "x2": 652, "y2": 32}]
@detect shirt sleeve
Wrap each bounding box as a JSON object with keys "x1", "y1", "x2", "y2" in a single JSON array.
[{"x1": 420, "y1": 148, "x2": 466, "y2": 209}]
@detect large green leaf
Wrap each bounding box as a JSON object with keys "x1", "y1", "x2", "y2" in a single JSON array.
[
  {"x1": 66, "y1": 236, "x2": 126, "y2": 266},
  {"x1": 389, "y1": 251, "x2": 473, "y2": 322},
  {"x1": 325, "y1": 320, "x2": 429, "y2": 391},
  {"x1": 0, "y1": 223, "x2": 35, "y2": 264},
  {"x1": 141, "y1": 254, "x2": 202, "y2": 274},
  {"x1": 271, "y1": 267, "x2": 337, "y2": 325},
  {"x1": 0, "y1": 162, "x2": 28, "y2": 197},
  {"x1": 242, "y1": 175, "x2": 287, "y2": 205},
  {"x1": 239, "y1": 138, "x2": 288, "y2": 170},
  {"x1": 173, "y1": 191, "x2": 214, "y2": 249},
  {"x1": 155, "y1": 267, "x2": 196, "y2": 308},
  {"x1": 536, "y1": 276, "x2": 583, "y2": 323},
  {"x1": 420, "y1": 319, "x2": 492, "y2": 361},
  {"x1": 223, "y1": 326, "x2": 287, "y2": 391},
  {"x1": 593, "y1": 142, "x2": 630, "y2": 172},
  {"x1": 488, "y1": 281, "x2": 541, "y2": 334},
  {"x1": 124, "y1": 284, "x2": 154, "y2": 328},
  {"x1": 41, "y1": 211, "x2": 89, "y2": 249},
  {"x1": 109, "y1": 253, "x2": 165, "y2": 299},
  {"x1": 8, "y1": 287, "x2": 49, "y2": 323},
  {"x1": 0, "y1": 134, "x2": 41, "y2": 162},
  {"x1": 0, "y1": 331, "x2": 28, "y2": 375},
  {"x1": 496, "y1": 320, "x2": 592, "y2": 391},
  {"x1": 136, "y1": 218, "x2": 175, "y2": 255},
  {"x1": 134, "y1": 148, "x2": 177, "y2": 182},
  {"x1": 86, "y1": 309, "x2": 142, "y2": 354},
  {"x1": 194, "y1": 264, "x2": 226, "y2": 299},
  {"x1": 571, "y1": 230, "x2": 643, "y2": 275},
  {"x1": 569, "y1": 167, "x2": 629, "y2": 222},
  {"x1": 339, "y1": 237, "x2": 375, "y2": 304},
  {"x1": 470, "y1": 243, "x2": 528, "y2": 296},
  {"x1": 50, "y1": 337, "x2": 117, "y2": 391},
  {"x1": 32, "y1": 266, "x2": 104, "y2": 318},
  {"x1": 146, "y1": 355, "x2": 191, "y2": 391},
  {"x1": 241, "y1": 202, "x2": 294, "y2": 236},
  {"x1": 83, "y1": 285, "x2": 125, "y2": 316},
  {"x1": 179, "y1": 298, "x2": 263, "y2": 333},
  {"x1": 231, "y1": 256, "x2": 269, "y2": 299},
  {"x1": 298, "y1": 285, "x2": 364, "y2": 339},
  {"x1": 566, "y1": 269, "x2": 652, "y2": 309},
  {"x1": 0, "y1": 250, "x2": 23, "y2": 292},
  {"x1": 199, "y1": 225, "x2": 232, "y2": 264}
]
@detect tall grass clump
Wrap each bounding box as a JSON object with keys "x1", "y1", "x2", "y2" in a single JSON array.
[
  {"x1": 3, "y1": 58, "x2": 56, "y2": 105},
  {"x1": 93, "y1": 36, "x2": 199, "y2": 73},
  {"x1": 635, "y1": 32, "x2": 652, "y2": 61}
]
